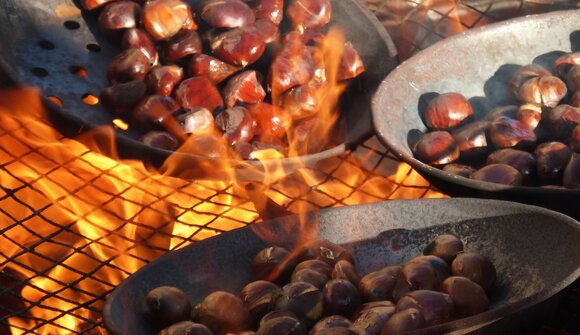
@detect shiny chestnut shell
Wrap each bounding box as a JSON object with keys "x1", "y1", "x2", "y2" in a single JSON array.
[
  {"x1": 413, "y1": 131, "x2": 459, "y2": 166},
  {"x1": 350, "y1": 306, "x2": 395, "y2": 335},
  {"x1": 146, "y1": 65, "x2": 184, "y2": 96},
  {"x1": 275, "y1": 282, "x2": 325, "y2": 322},
  {"x1": 470, "y1": 164, "x2": 523, "y2": 186},
  {"x1": 517, "y1": 103, "x2": 543, "y2": 131},
  {"x1": 98, "y1": 1, "x2": 142, "y2": 34},
  {"x1": 175, "y1": 76, "x2": 224, "y2": 112},
  {"x1": 358, "y1": 265, "x2": 402, "y2": 302},
  {"x1": 201, "y1": 0, "x2": 255, "y2": 28},
  {"x1": 223, "y1": 70, "x2": 266, "y2": 107},
  {"x1": 100, "y1": 79, "x2": 147, "y2": 114},
  {"x1": 198, "y1": 291, "x2": 252, "y2": 335},
  {"x1": 442, "y1": 164, "x2": 476, "y2": 178},
  {"x1": 423, "y1": 234, "x2": 464, "y2": 264},
  {"x1": 287, "y1": 0, "x2": 332, "y2": 31},
  {"x1": 240, "y1": 281, "x2": 282, "y2": 324},
  {"x1": 451, "y1": 121, "x2": 490, "y2": 157},
  {"x1": 395, "y1": 290, "x2": 454, "y2": 327},
  {"x1": 518, "y1": 75, "x2": 567, "y2": 108},
  {"x1": 392, "y1": 259, "x2": 441, "y2": 302},
  {"x1": 141, "y1": 131, "x2": 180, "y2": 151},
  {"x1": 546, "y1": 105, "x2": 580, "y2": 141},
  {"x1": 508, "y1": 64, "x2": 551, "y2": 98},
  {"x1": 331, "y1": 260, "x2": 360, "y2": 286},
  {"x1": 534, "y1": 142, "x2": 573, "y2": 185},
  {"x1": 254, "y1": 0, "x2": 284, "y2": 24},
  {"x1": 451, "y1": 252, "x2": 497, "y2": 292},
  {"x1": 210, "y1": 26, "x2": 266, "y2": 67},
  {"x1": 122, "y1": 28, "x2": 158, "y2": 65},
  {"x1": 295, "y1": 260, "x2": 333, "y2": 278},
  {"x1": 297, "y1": 239, "x2": 354, "y2": 266},
  {"x1": 142, "y1": 0, "x2": 196, "y2": 41},
  {"x1": 268, "y1": 34, "x2": 314, "y2": 98},
  {"x1": 380, "y1": 308, "x2": 425, "y2": 335},
  {"x1": 146, "y1": 286, "x2": 191, "y2": 327},
  {"x1": 215, "y1": 106, "x2": 258, "y2": 146},
  {"x1": 488, "y1": 116, "x2": 536, "y2": 149},
  {"x1": 486, "y1": 148, "x2": 537, "y2": 183},
  {"x1": 424, "y1": 93, "x2": 473, "y2": 130},
  {"x1": 440, "y1": 276, "x2": 489, "y2": 317},
  {"x1": 322, "y1": 279, "x2": 361, "y2": 318},
  {"x1": 248, "y1": 103, "x2": 289, "y2": 140},
  {"x1": 189, "y1": 54, "x2": 241, "y2": 84},
  {"x1": 251, "y1": 246, "x2": 295, "y2": 282},
  {"x1": 107, "y1": 48, "x2": 152, "y2": 83},
  {"x1": 164, "y1": 30, "x2": 203, "y2": 62},
  {"x1": 176, "y1": 108, "x2": 215, "y2": 135}
]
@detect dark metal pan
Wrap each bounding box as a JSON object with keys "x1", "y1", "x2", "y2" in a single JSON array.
[
  {"x1": 371, "y1": 10, "x2": 580, "y2": 218},
  {"x1": 103, "y1": 198, "x2": 580, "y2": 334},
  {"x1": 0, "y1": 0, "x2": 398, "y2": 179}
]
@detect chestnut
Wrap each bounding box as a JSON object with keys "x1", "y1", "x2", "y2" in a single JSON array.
[
  {"x1": 486, "y1": 148, "x2": 537, "y2": 183},
  {"x1": 331, "y1": 260, "x2": 360, "y2": 286},
  {"x1": 253, "y1": 0, "x2": 284, "y2": 24},
  {"x1": 553, "y1": 52, "x2": 580, "y2": 78},
  {"x1": 133, "y1": 94, "x2": 181, "y2": 132},
  {"x1": 534, "y1": 142, "x2": 573, "y2": 185},
  {"x1": 100, "y1": 79, "x2": 147, "y2": 114},
  {"x1": 251, "y1": 246, "x2": 295, "y2": 282},
  {"x1": 291, "y1": 268, "x2": 330, "y2": 289},
  {"x1": 198, "y1": 291, "x2": 252, "y2": 335},
  {"x1": 268, "y1": 34, "x2": 314, "y2": 97},
  {"x1": 189, "y1": 54, "x2": 241, "y2": 84},
  {"x1": 350, "y1": 306, "x2": 395, "y2": 335},
  {"x1": 158, "y1": 321, "x2": 213, "y2": 335},
  {"x1": 451, "y1": 121, "x2": 490, "y2": 157},
  {"x1": 81, "y1": 0, "x2": 116, "y2": 10},
  {"x1": 215, "y1": 106, "x2": 258, "y2": 146},
  {"x1": 182, "y1": 133, "x2": 229, "y2": 158},
  {"x1": 395, "y1": 290, "x2": 454, "y2": 327},
  {"x1": 122, "y1": 28, "x2": 158, "y2": 66},
  {"x1": 563, "y1": 152, "x2": 580, "y2": 189},
  {"x1": 517, "y1": 75, "x2": 567, "y2": 108},
  {"x1": 570, "y1": 90, "x2": 580, "y2": 108},
  {"x1": 572, "y1": 125, "x2": 580, "y2": 153},
  {"x1": 146, "y1": 286, "x2": 191, "y2": 327},
  {"x1": 310, "y1": 46, "x2": 327, "y2": 85},
  {"x1": 223, "y1": 71, "x2": 266, "y2": 107},
  {"x1": 143, "y1": 0, "x2": 196, "y2": 41},
  {"x1": 337, "y1": 42, "x2": 365, "y2": 81},
  {"x1": 440, "y1": 276, "x2": 489, "y2": 318},
  {"x1": 98, "y1": 1, "x2": 141, "y2": 35},
  {"x1": 413, "y1": 131, "x2": 460, "y2": 166},
  {"x1": 488, "y1": 116, "x2": 536, "y2": 149},
  {"x1": 310, "y1": 315, "x2": 352, "y2": 334},
  {"x1": 423, "y1": 234, "x2": 463, "y2": 265},
  {"x1": 567, "y1": 65, "x2": 580, "y2": 92},
  {"x1": 256, "y1": 315, "x2": 307, "y2": 335},
  {"x1": 164, "y1": 30, "x2": 203, "y2": 62},
  {"x1": 484, "y1": 105, "x2": 518, "y2": 121},
  {"x1": 322, "y1": 279, "x2": 361, "y2": 318},
  {"x1": 210, "y1": 26, "x2": 266, "y2": 67},
  {"x1": 259, "y1": 310, "x2": 300, "y2": 328},
  {"x1": 107, "y1": 48, "x2": 152, "y2": 83},
  {"x1": 442, "y1": 164, "x2": 476, "y2": 178},
  {"x1": 353, "y1": 301, "x2": 396, "y2": 320},
  {"x1": 379, "y1": 308, "x2": 425, "y2": 335},
  {"x1": 254, "y1": 19, "x2": 280, "y2": 44},
  {"x1": 175, "y1": 76, "x2": 224, "y2": 112},
  {"x1": 546, "y1": 105, "x2": 580, "y2": 142},
  {"x1": 297, "y1": 239, "x2": 355, "y2": 266},
  {"x1": 275, "y1": 282, "x2": 325, "y2": 323},
  {"x1": 411, "y1": 256, "x2": 451, "y2": 283},
  {"x1": 295, "y1": 260, "x2": 333, "y2": 278},
  {"x1": 248, "y1": 103, "x2": 289, "y2": 140},
  {"x1": 176, "y1": 108, "x2": 215, "y2": 135},
  {"x1": 287, "y1": 0, "x2": 332, "y2": 32},
  {"x1": 281, "y1": 84, "x2": 319, "y2": 121},
  {"x1": 240, "y1": 280, "x2": 282, "y2": 324},
  {"x1": 470, "y1": 164, "x2": 523, "y2": 186},
  {"x1": 517, "y1": 103, "x2": 542, "y2": 131},
  {"x1": 358, "y1": 265, "x2": 402, "y2": 302},
  {"x1": 142, "y1": 131, "x2": 180, "y2": 151},
  {"x1": 201, "y1": 0, "x2": 255, "y2": 28},
  {"x1": 508, "y1": 64, "x2": 551, "y2": 98},
  {"x1": 424, "y1": 93, "x2": 473, "y2": 130},
  {"x1": 146, "y1": 65, "x2": 184, "y2": 96},
  {"x1": 392, "y1": 260, "x2": 440, "y2": 302},
  {"x1": 451, "y1": 252, "x2": 496, "y2": 292},
  {"x1": 310, "y1": 328, "x2": 356, "y2": 335}
]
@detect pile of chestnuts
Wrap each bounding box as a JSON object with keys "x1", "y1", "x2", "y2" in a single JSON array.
[
  {"x1": 145, "y1": 234, "x2": 497, "y2": 334},
  {"x1": 412, "y1": 52, "x2": 580, "y2": 188},
  {"x1": 80, "y1": 0, "x2": 365, "y2": 158}
]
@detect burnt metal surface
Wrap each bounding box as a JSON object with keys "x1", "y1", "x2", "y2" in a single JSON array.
[
  {"x1": 372, "y1": 10, "x2": 580, "y2": 219},
  {"x1": 103, "y1": 198, "x2": 580, "y2": 335},
  {"x1": 0, "y1": 0, "x2": 398, "y2": 177}
]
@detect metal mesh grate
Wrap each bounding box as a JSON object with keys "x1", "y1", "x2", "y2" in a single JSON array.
[{"x1": 0, "y1": 0, "x2": 578, "y2": 334}]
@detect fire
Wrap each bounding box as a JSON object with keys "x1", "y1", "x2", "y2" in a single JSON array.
[{"x1": 0, "y1": 28, "x2": 444, "y2": 335}]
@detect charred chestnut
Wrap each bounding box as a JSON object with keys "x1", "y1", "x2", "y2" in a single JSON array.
[
  {"x1": 470, "y1": 164, "x2": 523, "y2": 186},
  {"x1": 201, "y1": 0, "x2": 255, "y2": 28},
  {"x1": 287, "y1": 0, "x2": 332, "y2": 32},
  {"x1": 146, "y1": 286, "x2": 191, "y2": 327},
  {"x1": 240, "y1": 280, "x2": 282, "y2": 324},
  {"x1": 380, "y1": 308, "x2": 425, "y2": 335},
  {"x1": 158, "y1": 321, "x2": 213, "y2": 335},
  {"x1": 143, "y1": 0, "x2": 196, "y2": 41},
  {"x1": 175, "y1": 76, "x2": 224, "y2": 112},
  {"x1": 413, "y1": 131, "x2": 459, "y2": 166},
  {"x1": 440, "y1": 276, "x2": 489, "y2": 317},
  {"x1": 275, "y1": 282, "x2": 325, "y2": 323},
  {"x1": 358, "y1": 266, "x2": 402, "y2": 302},
  {"x1": 534, "y1": 142, "x2": 573, "y2": 185},
  {"x1": 331, "y1": 260, "x2": 360, "y2": 286},
  {"x1": 451, "y1": 252, "x2": 496, "y2": 292},
  {"x1": 518, "y1": 75, "x2": 567, "y2": 108},
  {"x1": 442, "y1": 164, "x2": 476, "y2": 178},
  {"x1": 251, "y1": 246, "x2": 295, "y2": 282},
  {"x1": 424, "y1": 93, "x2": 473, "y2": 130},
  {"x1": 198, "y1": 291, "x2": 252, "y2": 335},
  {"x1": 489, "y1": 116, "x2": 536, "y2": 149},
  {"x1": 322, "y1": 279, "x2": 361, "y2": 318},
  {"x1": 423, "y1": 234, "x2": 464, "y2": 264},
  {"x1": 107, "y1": 48, "x2": 152, "y2": 83},
  {"x1": 395, "y1": 290, "x2": 454, "y2": 327},
  {"x1": 146, "y1": 65, "x2": 184, "y2": 96}
]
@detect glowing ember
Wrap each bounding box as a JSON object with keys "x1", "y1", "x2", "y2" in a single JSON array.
[{"x1": 112, "y1": 118, "x2": 129, "y2": 131}]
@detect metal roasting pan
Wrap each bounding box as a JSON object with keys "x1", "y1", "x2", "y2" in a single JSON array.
[
  {"x1": 103, "y1": 198, "x2": 580, "y2": 335},
  {"x1": 0, "y1": 0, "x2": 398, "y2": 180},
  {"x1": 371, "y1": 10, "x2": 580, "y2": 219}
]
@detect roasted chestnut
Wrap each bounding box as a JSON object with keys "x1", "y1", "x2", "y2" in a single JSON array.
[
  {"x1": 223, "y1": 71, "x2": 266, "y2": 107},
  {"x1": 141, "y1": 131, "x2": 180, "y2": 150},
  {"x1": 508, "y1": 64, "x2": 551, "y2": 98},
  {"x1": 350, "y1": 305, "x2": 395, "y2": 335},
  {"x1": 517, "y1": 103, "x2": 542, "y2": 131},
  {"x1": 176, "y1": 108, "x2": 215, "y2": 135},
  {"x1": 198, "y1": 291, "x2": 252, "y2": 335},
  {"x1": 534, "y1": 142, "x2": 573, "y2": 185},
  {"x1": 201, "y1": 0, "x2": 255, "y2": 28},
  {"x1": 486, "y1": 148, "x2": 537, "y2": 183},
  {"x1": 133, "y1": 94, "x2": 181, "y2": 133},
  {"x1": 442, "y1": 164, "x2": 475, "y2": 178},
  {"x1": 164, "y1": 30, "x2": 203, "y2": 62},
  {"x1": 392, "y1": 260, "x2": 440, "y2": 302},
  {"x1": 310, "y1": 328, "x2": 357, "y2": 335},
  {"x1": 294, "y1": 260, "x2": 333, "y2": 278},
  {"x1": 146, "y1": 65, "x2": 184, "y2": 96},
  {"x1": 297, "y1": 239, "x2": 355, "y2": 266},
  {"x1": 210, "y1": 26, "x2": 266, "y2": 67},
  {"x1": 451, "y1": 121, "x2": 490, "y2": 157},
  {"x1": 310, "y1": 315, "x2": 352, "y2": 334},
  {"x1": 107, "y1": 48, "x2": 152, "y2": 83},
  {"x1": 98, "y1": 1, "x2": 141, "y2": 35},
  {"x1": 146, "y1": 286, "x2": 191, "y2": 327},
  {"x1": 259, "y1": 310, "x2": 300, "y2": 328},
  {"x1": 275, "y1": 282, "x2": 325, "y2": 323},
  {"x1": 484, "y1": 105, "x2": 518, "y2": 121},
  {"x1": 331, "y1": 260, "x2": 360, "y2": 286},
  {"x1": 100, "y1": 79, "x2": 147, "y2": 114},
  {"x1": 248, "y1": 103, "x2": 289, "y2": 140},
  {"x1": 158, "y1": 321, "x2": 213, "y2": 335},
  {"x1": 189, "y1": 54, "x2": 241, "y2": 84},
  {"x1": 563, "y1": 152, "x2": 580, "y2": 189},
  {"x1": 395, "y1": 290, "x2": 454, "y2": 327},
  {"x1": 251, "y1": 246, "x2": 294, "y2": 282},
  {"x1": 440, "y1": 276, "x2": 489, "y2": 317},
  {"x1": 175, "y1": 76, "x2": 224, "y2": 112},
  {"x1": 424, "y1": 93, "x2": 473, "y2": 130},
  {"x1": 451, "y1": 252, "x2": 496, "y2": 292},
  {"x1": 215, "y1": 106, "x2": 258, "y2": 146},
  {"x1": 553, "y1": 52, "x2": 580, "y2": 78},
  {"x1": 517, "y1": 75, "x2": 567, "y2": 108},
  {"x1": 423, "y1": 234, "x2": 463, "y2": 265},
  {"x1": 142, "y1": 0, "x2": 196, "y2": 41},
  {"x1": 254, "y1": 19, "x2": 280, "y2": 44},
  {"x1": 256, "y1": 315, "x2": 307, "y2": 335},
  {"x1": 572, "y1": 125, "x2": 580, "y2": 153},
  {"x1": 122, "y1": 28, "x2": 158, "y2": 65},
  {"x1": 337, "y1": 42, "x2": 365, "y2": 81},
  {"x1": 240, "y1": 280, "x2": 282, "y2": 324},
  {"x1": 358, "y1": 266, "x2": 402, "y2": 302},
  {"x1": 380, "y1": 308, "x2": 425, "y2": 335},
  {"x1": 291, "y1": 268, "x2": 330, "y2": 289},
  {"x1": 488, "y1": 116, "x2": 536, "y2": 149},
  {"x1": 470, "y1": 163, "x2": 523, "y2": 186},
  {"x1": 281, "y1": 84, "x2": 320, "y2": 121},
  {"x1": 322, "y1": 279, "x2": 361, "y2": 318},
  {"x1": 268, "y1": 33, "x2": 314, "y2": 98},
  {"x1": 413, "y1": 131, "x2": 459, "y2": 166},
  {"x1": 546, "y1": 105, "x2": 580, "y2": 141},
  {"x1": 286, "y1": 0, "x2": 332, "y2": 32},
  {"x1": 566, "y1": 65, "x2": 580, "y2": 92},
  {"x1": 253, "y1": 0, "x2": 284, "y2": 24}
]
